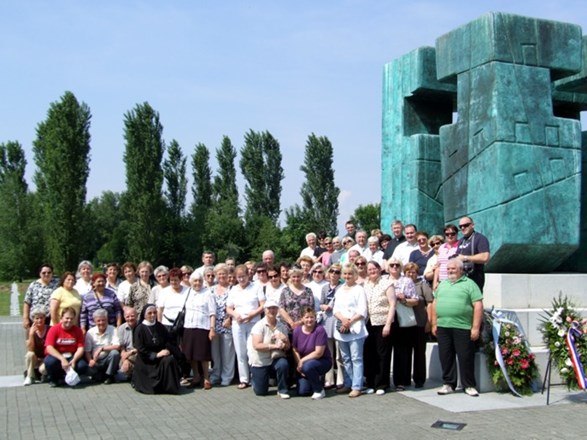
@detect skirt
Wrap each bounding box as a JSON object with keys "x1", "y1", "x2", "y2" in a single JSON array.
[{"x1": 182, "y1": 328, "x2": 211, "y2": 361}]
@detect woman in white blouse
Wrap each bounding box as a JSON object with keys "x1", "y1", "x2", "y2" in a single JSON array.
[
  {"x1": 226, "y1": 264, "x2": 265, "y2": 389},
  {"x1": 182, "y1": 271, "x2": 216, "y2": 389},
  {"x1": 333, "y1": 263, "x2": 368, "y2": 398}
]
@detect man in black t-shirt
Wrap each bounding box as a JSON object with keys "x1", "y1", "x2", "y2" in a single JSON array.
[{"x1": 455, "y1": 216, "x2": 491, "y2": 291}]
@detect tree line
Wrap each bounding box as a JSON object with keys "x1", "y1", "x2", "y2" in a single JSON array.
[{"x1": 0, "y1": 91, "x2": 356, "y2": 280}]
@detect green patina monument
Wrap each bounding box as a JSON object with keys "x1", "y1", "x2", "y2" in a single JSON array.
[{"x1": 382, "y1": 12, "x2": 587, "y2": 273}]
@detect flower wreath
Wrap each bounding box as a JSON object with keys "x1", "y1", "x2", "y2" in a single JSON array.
[
  {"x1": 483, "y1": 309, "x2": 540, "y2": 396},
  {"x1": 540, "y1": 294, "x2": 587, "y2": 390}
]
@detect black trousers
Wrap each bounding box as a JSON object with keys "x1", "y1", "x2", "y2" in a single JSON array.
[
  {"x1": 392, "y1": 323, "x2": 417, "y2": 387},
  {"x1": 364, "y1": 321, "x2": 393, "y2": 389},
  {"x1": 412, "y1": 326, "x2": 427, "y2": 386},
  {"x1": 436, "y1": 327, "x2": 476, "y2": 389}
]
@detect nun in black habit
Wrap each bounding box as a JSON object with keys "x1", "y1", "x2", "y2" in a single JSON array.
[{"x1": 132, "y1": 303, "x2": 181, "y2": 394}]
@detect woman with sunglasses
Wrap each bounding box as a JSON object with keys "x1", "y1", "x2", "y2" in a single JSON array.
[
  {"x1": 307, "y1": 263, "x2": 328, "y2": 311},
  {"x1": 433, "y1": 224, "x2": 459, "y2": 291},
  {"x1": 408, "y1": 231, "x2": 433, "y2": 277},
  {"x1": 423, "y1": 235, "x2": 445, "y2": 284},
  {"x1": 387, "y1": 258, "x2": 418, "y2": 390},
  {"x1": 338, "y1": 237, "x2": 355, "y2": 264},
  {"x1": 320, "y1": 263, "x2": 342, "y2": 388},
  {"x1": 23, "y1": 264, "x2": 59, "y2": 330},
  {"x1": 354, "y1": 256, "x2": 369, "y2": 285}
]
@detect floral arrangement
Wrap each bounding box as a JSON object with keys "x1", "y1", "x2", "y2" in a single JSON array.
[
  {"x1": 483, "y1": 311, "x2": 540, "y2": 396},
  {"x1": 540, "y1": 294, "x2": 587, "y2": 390}
]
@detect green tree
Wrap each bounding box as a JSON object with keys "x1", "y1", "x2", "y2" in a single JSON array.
[
  {"x1": 33, "y1": 91, "x2": 91, "y2": 272},
  {"x1": 162, "y1": 140, "x2": 188, "y2": 266},
  {"x1": 280, "y1": 205, "x2": 313, "y2": 262},
  {"x1": 350, "y1": 203, "x2": 381, "y2": 235},
  {"x1": 203, "y1": 136, "x2": 245, "y2": 262},
  {"x1": 240, "y1": 130, "x2": 284, "y2": 223},
  {"x1": 122, "y1": 102, "x2": 166, "y2": 264},
  {"x1": 85, "y1": 191, "x2": 127, "y2": 265},
  {"x1": 299, "y1": 133, "x2": 340, "y2": 235},
  {"x1": 187, "y1": 143, "x2": 212, "y2": 263},
  {"x1": 0, "y1": 141, "x2": 37, "y2": 279}
]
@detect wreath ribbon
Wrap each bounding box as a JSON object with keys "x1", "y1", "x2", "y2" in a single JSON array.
[
  {"x1": 566, "y1": 321, "x2": 587, "y2": 390},
  {"x1": 491, "y1": 310, "x2": 526, "y2": 397}
]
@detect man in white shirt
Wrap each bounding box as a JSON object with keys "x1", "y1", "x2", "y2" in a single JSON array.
[
  {"x1": 85, "y1": 308, "x2": 121, "y2": 384},
  {"x1": 390, "y1": 224, "x2": 419, "y2": 266}
]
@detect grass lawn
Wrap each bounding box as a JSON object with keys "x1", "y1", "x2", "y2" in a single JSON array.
[{"x1": 0, "y1": 281, "x2": 29, "y2": 316}]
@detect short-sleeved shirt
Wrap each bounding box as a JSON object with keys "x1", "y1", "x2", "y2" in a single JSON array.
[
  {"x1": 45, "y1": 323, "x2": 84, "y2": 356},
  {"x1": 292, "y1": 324, "x2": 331, "y2": 362},
  {"x1": 211, "y1": 285, "x2": 232, "y2": 334},
  {"x1": 50, "y1": 287, "x2": 82, "y2": 325},
  {"x1": 117, "y1": 322, "x2": 135, "y2": 350},
  {"x1": 434, "y1": 276, "x2": 483, "y2": 330},
  {"x1": 247, "y1": 318, "x2": 289, "y2": 367},
  {"x1": 184, "y1": 288, "x2": 216, "y2": 330},
  {"x1": 84, "y1": 325, "x2": 120, "y2": 358},
  {"x1": 157, "y1": 286, "x2": 188, "y2": 326},
  {"x1": 227, "y1": 283, "x2": 264, "y2": 324},
  {"x1": 456, "y1": 232, "x2": 490, "y2": 274},
  {"x1": 24, "y1": 278, "x2": 59, "y2": 319},
  {"x1": 364, "y1": 277, "x2": 393, "y2": 326},
  {"x1": 279, "y1": 287, "x2": 315, "y2": 331}
]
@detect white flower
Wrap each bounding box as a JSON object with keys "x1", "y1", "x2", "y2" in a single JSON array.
[
  {"x1": 561, "y1": 367, "x2": 569, "y2": 374},
  {"x1": 558, "y1": 329, "x2": 566, "y2": 337},
  {"x1": 555, "y1": 341, "x2": 561, "y2": 348},
  {"x1": 565, "y1": 358, "x2": 573, "y2": 367},
  {"x1": 504, "y1": 331, "x2": 510, "y2": 337}
]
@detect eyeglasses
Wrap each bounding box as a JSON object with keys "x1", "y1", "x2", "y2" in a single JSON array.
[
  {"x1": 156, "y1": 274, "x2": 167, "y2": 278},
  {"x1": 329, "y1": 270, "x2": 341, "y2": 275},
  {"x1": 206, "y1": 274, "x2": 215, "y2": 278},
  {"x1": 268, "y1": 274, "x2": 280, "y2": 279},
  {"x1": 324, "y1": 241, "x2": 332, "y2": 245},
  {"x1": 256, "y1": 269, "x2": 267, "y2": 274},
  {"x1": 389, "y1": 263, "x2": 400, "y2": 268},
  {"x1": 445, "y1": 232, "x2": 456, "y2": 237},
  {"x1": 459, "y1": 223, "x2": 472, "y2": 229},
  {"x1": 355, "y1": 262, "x2": 366, "y2": 267},
  {"x1": 417, "y1": 238, "x2": 428, "y2": 243},
  {"x1": 313, "y1": 271, "x2": 324, "y2": 274},
  {"x1": 41, "y1": 272, "x2": 52, "y2": 275},
  {"x1": 431, "y1": 242, "x2": 443, "y2": 247},
  {"x1": 182, "y1": 272, "x2": 192, "y2": 277}
]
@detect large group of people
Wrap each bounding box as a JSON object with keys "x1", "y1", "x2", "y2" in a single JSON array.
[{"x1": 21, "y1": 216, "x2": 489, "y2": 398}]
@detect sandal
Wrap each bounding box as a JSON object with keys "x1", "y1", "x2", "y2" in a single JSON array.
[
  {"x1": 204, "y1": 379, "x2": 212, "y2": 390},
  {"x1": 237, "y1": 382, "x2": 249, "y2": 389}
]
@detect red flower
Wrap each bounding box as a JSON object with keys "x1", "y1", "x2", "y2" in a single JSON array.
[
  {"x1": 520, "y1": 359, "x2": 529, "y2": 369},
  {"x1": 501, "y1": 347, "x2": 509, "y2": 355},
  {"x1": 512, "y1": 349, "x2": 521, "y2": 357},
  {"x1": 507, "y1": 358, "x2": 514, "y2": 365}
]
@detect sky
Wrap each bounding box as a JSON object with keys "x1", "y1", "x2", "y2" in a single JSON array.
[{"x1": 1, "y1": 1, "x2": 586, "y2": 233}]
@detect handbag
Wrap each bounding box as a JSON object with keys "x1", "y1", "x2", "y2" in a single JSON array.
[
  {"x1": 396, "y1": 302, "x2": 417, "y2": 327},
  {"x1": 168, "y1": 288, "x2": 191, "y2": 338}
]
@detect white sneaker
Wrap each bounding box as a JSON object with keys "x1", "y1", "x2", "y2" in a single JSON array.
[
  {"x1": 464, "y1": 387, "x2": 479, "y2": 397},
  {"x1": 363, "y1": 388, "x2": 375, "y2": 395},
  {"x1": 375, "y1": 389, "x2": 385, "y2": 396},
  {"x1": 23, "y1": 376, "x2": 32, "y2": 386},
  {"x1": 437, "y1": 384, "x2": 454, "y2": 395},
  {"x1": 277, "y1": 392, "x2": 291, "y2": 399},
  {"x1": 311, "y1": 390, "x2": 326, "y2": 400}
]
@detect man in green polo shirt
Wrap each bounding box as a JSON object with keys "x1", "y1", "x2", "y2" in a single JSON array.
[{"x1": 431, "y1": 258, "x2": 483, "y2": 397}]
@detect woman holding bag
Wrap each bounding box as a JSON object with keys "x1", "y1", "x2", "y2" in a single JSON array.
[{"x1": 387, "y1": 258, "x2": 418, "y2": 390}]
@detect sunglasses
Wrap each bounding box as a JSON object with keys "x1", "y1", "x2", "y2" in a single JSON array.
[
  {"x1": 268, "y1": 274, "x2": 280, "y2": 279},
  {"x1": 329, "y1": 270, "x2": 341, "y2": 275},
  {"x1": 182, "y1": 272, "x2": 192, "y2": 277},
  {"x1": 431, "y1": 242, "x2": 443, "y2": 247},
  {"x1": 389, "y1": 263, "x2": 400, "y2": 268},
  {"x1": 256, "y1": 269, "x2": 267, "y2": 274},
  {"x1": 459, "y1": 223, "x2": 472, "y2": 229},
  {"x1": 445, "y1": 232, "x2": 457, "y2": 237},
  {"x1": 355, "y1": 262, "x2": 366, "y2": 267},
  {"x1": 313, "y1": 271, "x2": 324, "y2": 274}
]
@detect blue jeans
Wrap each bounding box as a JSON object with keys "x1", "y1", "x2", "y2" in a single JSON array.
[
  {"x1": 88, "y1": 350, "x2": 121, "y2": 378},
  {"x1": 250, "y1": 357, "x2": 289, "y2": 396},
  {"x1": 338, "y1": 337, "x2": 365, "y2": 390},
  {"x1": 44, "y1": 354, "x2": 89, "y2": 382},
  {"x1": 297, "y1": 357, "x2": 331, "y2": 395}
]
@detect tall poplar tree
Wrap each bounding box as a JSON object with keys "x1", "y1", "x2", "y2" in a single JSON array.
[
  {"x1": 33, "y1": 91, "x2": 91, "y2": 272},
  {"x1": 0, "y1": 141, "x2": 37, "y2": 278},
  {"x1": 122, "y1": 102, "x2": 165, "y2": 263},
  {"x1": 187, "y1": 143, "x2": 212, "y2": 262},
  {"x1": 203, "y1": 136, "x2": 245, "y2": 261},
  {"x1": 240, "y1": 130, "x2": 284, "y2": 224},
  {"x1": 162, "y1": 140, "x2": 188, "y2": 265},
  {"x1": 299, "y1": 133, "x2": 340, "y2": 235}
]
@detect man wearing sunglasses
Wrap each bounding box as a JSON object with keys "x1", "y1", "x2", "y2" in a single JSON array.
[{"x1": 454, "y1": 217, "x2": 490, "y2": 291}]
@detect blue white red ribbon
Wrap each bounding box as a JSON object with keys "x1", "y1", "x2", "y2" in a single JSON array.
[
  {"x1": 565, "y1": 321, "x2": 587, "y2": 390},
  {"x1": 491, "y1": 310, "x2": 524, "y2": 397}
]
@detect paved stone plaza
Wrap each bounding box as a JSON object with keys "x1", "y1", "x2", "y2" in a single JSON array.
[{"x1": 1, "y1": 315, "x2": 586, "y2": 439}]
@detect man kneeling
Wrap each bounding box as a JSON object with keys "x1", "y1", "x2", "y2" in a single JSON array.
[
  {"x1": 85, "y1": 308, "x2": 121, "y2": 384},
  {"x1": 247, "y1": 300, "x2": 291, "y2": 398}
]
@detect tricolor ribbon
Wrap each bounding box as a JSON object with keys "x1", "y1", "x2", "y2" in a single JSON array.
[
  {"x1": 491, "y1": 309, "x2": 531, "y2": 397},
  {"x1": 565, "y1": 321, "x2": 587, "y2": 390}
]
